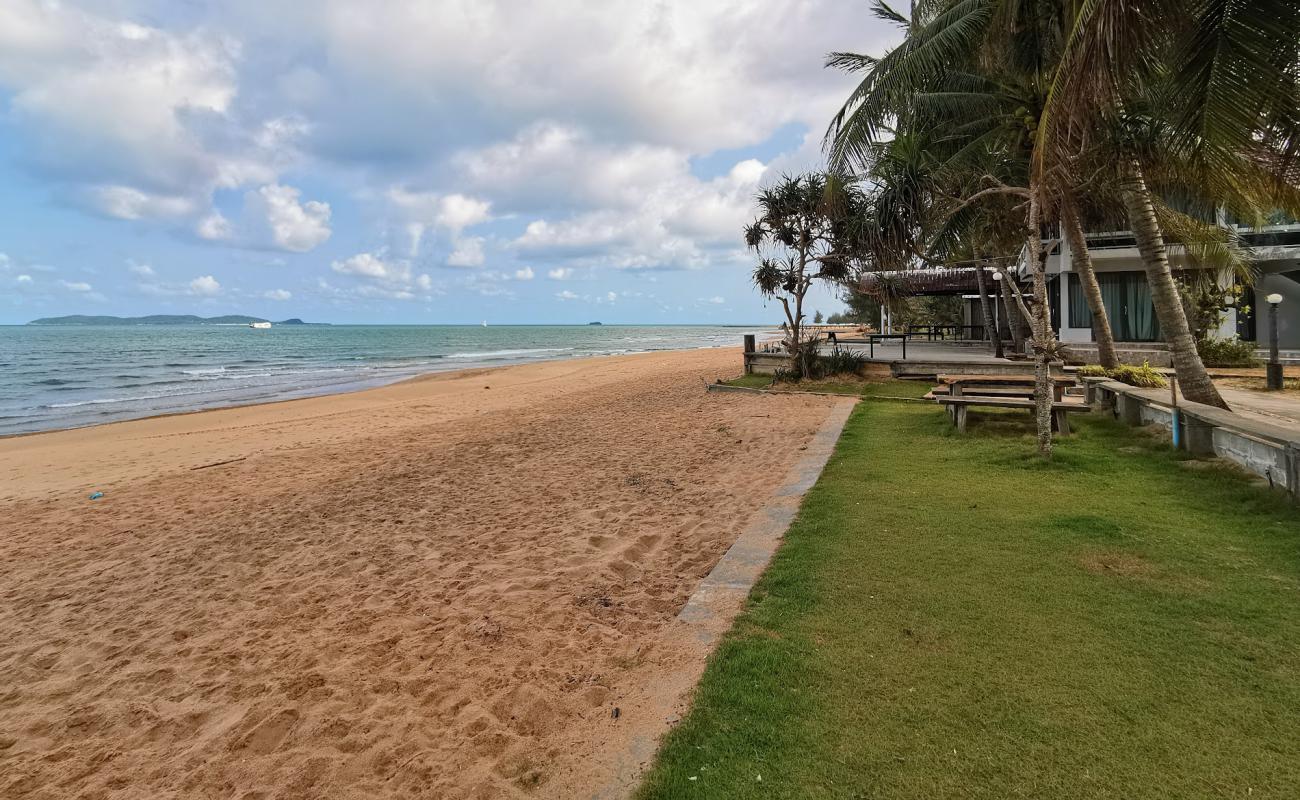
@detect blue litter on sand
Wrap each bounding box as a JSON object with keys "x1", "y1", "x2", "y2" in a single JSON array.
[{"x1": 89, "y1": 491, "x2": 104, "y2": 500}]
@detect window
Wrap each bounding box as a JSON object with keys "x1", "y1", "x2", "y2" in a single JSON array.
[{"x1": 1067, "y1": 272, "x2": 1162, "y2": 342}]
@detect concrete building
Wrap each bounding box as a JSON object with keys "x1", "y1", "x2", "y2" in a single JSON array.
[{"x1": 1045, "y1": 222, "x2": 1300, "y2": 362}]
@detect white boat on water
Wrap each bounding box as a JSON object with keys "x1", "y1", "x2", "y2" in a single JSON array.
[{"x1": 249, "y1": 321, "x2": 272, "y2": 329}]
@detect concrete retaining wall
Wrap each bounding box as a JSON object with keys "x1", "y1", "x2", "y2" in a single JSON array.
[
  {"x1": 1088, "y1": 377, "x2": 1300, "y2": 499},
  {"x1": 744, "y1": 352, "x2": 790, "y2": 375},
  {"x1": 1061, "y1": 343, "x2": 1172, "y2": 367}
]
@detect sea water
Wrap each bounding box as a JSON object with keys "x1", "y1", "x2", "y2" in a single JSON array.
[{"x1": 0, "y1": 324, "x2": 761, "y2": 435}]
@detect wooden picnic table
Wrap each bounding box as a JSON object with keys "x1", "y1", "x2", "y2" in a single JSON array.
[
  {"x1": 826, "y1": 331, "x2": 909, "y2": 359},
  {"x1": 937, "y1": 374, "x2": 1075, "y2": 402}
]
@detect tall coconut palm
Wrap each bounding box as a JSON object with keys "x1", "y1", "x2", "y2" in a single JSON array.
[
  {"x1": 1038, "y1": 0, "x2": 1300, "y2": 408},
  {"x1": 828, "y1": 0, "x2": 1073, "y2": 454}
]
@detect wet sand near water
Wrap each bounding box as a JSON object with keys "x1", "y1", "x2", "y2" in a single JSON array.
[{"x1": 0, "y1": 348, "x2": 838, "y2": 798}]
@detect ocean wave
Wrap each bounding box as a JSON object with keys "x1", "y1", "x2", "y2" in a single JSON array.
[
  {"x1": 443, "y1": 347, "x2": 573, "y2": 360},
  {"x1": 43, "y1": 397, "x2": 137, "y2": 408}
]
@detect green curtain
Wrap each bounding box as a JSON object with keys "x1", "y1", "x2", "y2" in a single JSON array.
[
  {"x1": 1067, "y1": 274, "x2": 1092, "y2": 327},
  {"x1": 1126, "y1": 273, "x2": 1160, "y2": 341},
  {"x1": 1098, "y1": 273, "x2": 1128, "y2": 339},
  {"x1": 1066, "y1": 271, "x2": 1160, "y2": 341}
]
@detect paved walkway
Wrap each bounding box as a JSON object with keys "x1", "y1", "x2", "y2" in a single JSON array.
[{"x1": 1215, "y1": 387, "x2": 1300, "y2": 429}]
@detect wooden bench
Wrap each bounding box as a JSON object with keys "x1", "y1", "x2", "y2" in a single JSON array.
[
  {"x1": 938, "y1": 396, "x2": 1091, "y2": 434},
  {"x1": 938, "y1": 374, "x2": 1074, "y2": 402},
  {"x1": 926, "y1": 385, "x2": 1037, "y2": 400}
]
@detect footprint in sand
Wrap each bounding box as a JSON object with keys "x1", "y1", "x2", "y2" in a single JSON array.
[{"x1": 236, "y1": 708, "x2": 300, "y2": 755}]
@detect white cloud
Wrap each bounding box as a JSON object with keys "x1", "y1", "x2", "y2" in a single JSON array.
[
  {"x1": 555, "y1": 289, "x2": 579, "y2": 301},
  {"x1": 446, "y1": 236, "x2": 486, "y2": 268},
  {"x1": 188, "y1": 275, "x2": 221, "y2": 296},
  {"x1": 514, "y1": 267, "x2": 534, "y2": 280},
  {"x1": 332, "y1": 252, "x2": 391, "y2": 279},
  {"x1": 59, "y1": 279, "x2": 93, "y2": 292},
  {"x1": 90, "y1": 186, "x2": 196, "y2": 220},
  {"x1": 706, "y1": 296, "x2": 725, "y2": 304},
  {"x1": 0, "y1": 1, "x2": 284, "y2": 232},
  {"x1": 264, "y1": 288, "x2": 292, "y2": 300},
  {"x1": 496, "y1": 136, "x2": 769, "y2": 271},
  {"x1": 16, "y1": 274, "x2": 33, "y2": 283},
  {"x1": 245, "y1": 184, "x2": 331, "y2": 252},
  {"x1": 0, "y1": 0, "x2": 899, "y2": 309},
  {"x1": 330, "y1": 251, "x2": 435, "y2": 300},
  {"x1": 196, "y1": 211, "x2": 233, "y2": 241},
  {"x1": 127, "y1": 260, "x2": 155, "y2": 277},
  {"x1": 387, "y1": 189, "x2": 492, "y2": 256}
]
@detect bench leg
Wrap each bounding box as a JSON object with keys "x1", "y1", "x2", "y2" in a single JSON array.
[
  {"x1": 956, "y1": 405, "x2": 968, "y2": 433},
  {"x1": 1054, "y1": 409, "x2": 1070, "y2": 436}
]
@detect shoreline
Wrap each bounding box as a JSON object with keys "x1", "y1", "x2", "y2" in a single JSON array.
[
  {"x1": 2, "y1": 340, "x2": 759, "y2": 441},
  {"x1": 0, "y1": 348, "x2": 741, "y2": 502},
  {"x1": 0, "y1": 348, "x2": 643, "y2": 442}
]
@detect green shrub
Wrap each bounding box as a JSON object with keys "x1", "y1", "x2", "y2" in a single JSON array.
[
  {"x1": 776, "y1": 343, "x2": 866, "y2": 382},
  {"x1": 1109, "y1": 361, "x2": 1168, "y2": 388},
  {"x1": 1196, "y1": 336, "x2": 1260, "y2": 367},
  {"x1": 1075, "y1": 364, "x2": 1109, "y2": 378},
  {"x1": 820, "y1": 346, "x2": 867, "y2": 378}
]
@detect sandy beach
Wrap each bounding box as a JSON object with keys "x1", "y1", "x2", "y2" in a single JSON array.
[{"x1": 0, "y1": 348, "x2": 838, "y2": 798}]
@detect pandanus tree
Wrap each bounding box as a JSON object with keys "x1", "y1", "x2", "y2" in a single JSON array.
[{"x1": 746, "y1": 173, "x2": 865, "y2": 378}]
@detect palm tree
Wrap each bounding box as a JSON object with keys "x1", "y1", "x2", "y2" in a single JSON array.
[
  {"x1": 827, "y1": 0, "x2": 1070, "y2": 454},
  {"x1": 1038, "y1": 0, "x2": 1300, "y2": 408},
  {"x1": 832, "y1": 0, "x2": 1300, "y2": 417}
]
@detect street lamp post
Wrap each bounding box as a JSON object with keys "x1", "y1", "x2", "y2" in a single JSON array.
[
  {"x1": 1267, "y1": 293, "x2": 1284, "y2": 390},
  {"x1": 991, "y1": 271, "x2": 1005, "y2": 359}
]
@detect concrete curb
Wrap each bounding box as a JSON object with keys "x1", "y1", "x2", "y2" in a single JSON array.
[
  {"x1": 676, "y1": 396, "x2": 856, "y2": 646},
  {"x1": 588, "y1": 397, "x2": 857, "y2": 800}
]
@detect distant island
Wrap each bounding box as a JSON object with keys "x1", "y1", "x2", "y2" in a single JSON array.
[
  {"x1": 27, "y1": 315, "x2": 314, "y2": 326},
  {"x1": 588, "y1": 321, "x2": 603, "y2": 326}
]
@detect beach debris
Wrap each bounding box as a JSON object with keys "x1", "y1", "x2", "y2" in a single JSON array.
[
  {"x1": 88, "y1": 491, "x2": 104, "y2": 500},
  {"x1": 611, "y1": 706, "x2": 620, "y2": 719},
  {"x1": 191, "y1": 456, "x2": 247, "y2": 471}
]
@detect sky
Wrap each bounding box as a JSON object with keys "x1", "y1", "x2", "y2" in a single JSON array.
[{"x1": 0, "y1": 0, "x2": 898, "y2": 325}]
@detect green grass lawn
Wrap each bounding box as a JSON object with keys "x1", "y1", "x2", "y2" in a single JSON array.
[
  {"x1": 723, "y1": 374, "x2": 934, "y2": 400},
  {"x1": 637, "y1": 386, "x2": 1300, "y2": 799}
]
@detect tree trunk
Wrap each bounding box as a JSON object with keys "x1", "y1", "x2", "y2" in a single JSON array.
[
  {"x1": 1120, "y1": 164, "x2": 1228, "y2": 409},
  {"x1": 973, "y1": 260, "x2": 1001, "y2": 357},
  {"x1": 1002, "y1": 278, "x2": 1025, "y2": 354},
  {"x1": 1061, "y1": 198, "x2": 1120, "y2": 369},
  {"x1": 1025, "y1": 190, "x2": 1055, "y2": 457}
]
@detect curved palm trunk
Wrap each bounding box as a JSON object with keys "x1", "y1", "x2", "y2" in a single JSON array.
[
  {"x1": 1061, "y1": 198, "x2": 1119, "y2": 369},
  {"x1": 1025, "y1": 191, "x2": 1055, "y2": 457},
  {"x1": 972, "y1": 260, "x2": 1001, "y2": 357},
  {"x1": 1120, "y1": 164, "x2": 1228, "y2": 409}
]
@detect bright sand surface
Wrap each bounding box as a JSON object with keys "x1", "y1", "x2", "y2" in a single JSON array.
[{"x1": 0, "y1": 348, "x2": 839, "y2": 798}]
